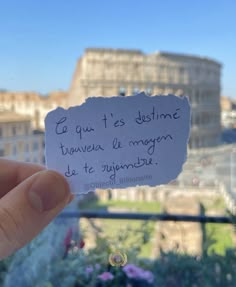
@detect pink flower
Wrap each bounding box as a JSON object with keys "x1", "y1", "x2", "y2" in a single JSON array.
[
  {"x1": 97, "y1": 271, "x2": 114, "y2": 281},
  {"x1": 64, "y1": 228, "x2": 73, "y2": 247},
  {"x1": 123, "y1": 264, "x2": 142, "y2": 278},
  {"x1": 63, "y1": 228, "x2": 73, "y2": 259},
  {"x1": 85, "y1": 266, "x2": 93, "y2": 274},
  {"x1": 79, "y1": 239, "x2": 85, "y2": 249},
  {"x1": 139, "y1": 270, "x2": 154, "y2": 283},
  {"x1": 123, "y1": 264, "x2": 154, "y2": 283}
]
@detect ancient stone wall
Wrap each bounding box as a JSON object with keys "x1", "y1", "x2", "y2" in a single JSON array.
[{"x1": 69, "y1": 48, "x2": 222, "y2": 148}]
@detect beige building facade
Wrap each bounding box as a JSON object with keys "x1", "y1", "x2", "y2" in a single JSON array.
[
  {"x1": 0, "y1": 91, "x2": 68, "y2": 130},
  {"x1": 0, "y1": 110, "x2": 45, "y2": 163},
  {"x1": 221, "y1": 96, "x2": 236, "y2": 128},
  {"x1": 69, "y1": 48, "x2": 222, "y2": 148}
]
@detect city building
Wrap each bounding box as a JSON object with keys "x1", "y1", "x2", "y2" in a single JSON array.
[
  {"x1": 0, "y1": 90, "x2": 68, "y2": 130},
  {"x1": 69, "y1": 48, "x2": 222, "y2": 148},
  {"x1": 221, "y1": 96, "x2": 236, "y2": 128},
  {"x1": 0, "y1": 109, "x2": 45, "y2": 163},
  {"x1": 221, "y1": 96, "x2": 233, "y2": 112}
]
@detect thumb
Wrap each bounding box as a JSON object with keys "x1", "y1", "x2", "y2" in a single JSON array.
[{"x1": 0, "y1": 170, "x2": 73, "y2": 259}]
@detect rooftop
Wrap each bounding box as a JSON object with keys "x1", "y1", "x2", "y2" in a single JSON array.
[
  {"x1": 156, "y1": 51, "x2": 222, "y2": 66},
  {"x1": 84, "y1": 47, "x2": 221, "y2": 66},
  {"x1": 85, "y1": 47, "x2": 143, "y2": 55}
]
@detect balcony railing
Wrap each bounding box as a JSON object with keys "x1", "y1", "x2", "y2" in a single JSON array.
[{"x1": 59, "y1": 210, "x2": 233, "y2": 224}]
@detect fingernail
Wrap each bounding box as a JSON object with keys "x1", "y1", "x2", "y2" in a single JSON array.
[{"x1": 28, "y1": 170, "x2": 71, "y2": 212}]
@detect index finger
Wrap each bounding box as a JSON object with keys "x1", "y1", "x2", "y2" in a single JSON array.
[{"x1": 0, "y1": 159, "x2": 45, "y2": 199}]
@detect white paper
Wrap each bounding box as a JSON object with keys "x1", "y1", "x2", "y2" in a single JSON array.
[{"x1": 45, "y1": 92, "x2": 191, "y2": 194}]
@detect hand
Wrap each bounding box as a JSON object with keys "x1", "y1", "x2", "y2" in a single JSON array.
[{"x1": 0, "y1": 159, "x2": 73, "y2": 260}]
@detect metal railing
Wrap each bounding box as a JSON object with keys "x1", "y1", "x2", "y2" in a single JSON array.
[{"x1": 59, "y1": 210, "x2": 233, "y2": 224}]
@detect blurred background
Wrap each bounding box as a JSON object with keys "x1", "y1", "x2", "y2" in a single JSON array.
[{"x1": 1, "y1": 1, "x2": 236, "y2": 286}]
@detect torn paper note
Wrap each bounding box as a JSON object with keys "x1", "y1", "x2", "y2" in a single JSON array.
[{"x1": 45, "y1": 92, "x2": 191, "y2": 194}]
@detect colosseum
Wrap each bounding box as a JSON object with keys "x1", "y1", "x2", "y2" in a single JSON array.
[{"x1": 69, "y1": 48, "x2": 222, "y2": 149}]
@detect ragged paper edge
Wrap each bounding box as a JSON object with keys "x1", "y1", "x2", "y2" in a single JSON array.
[{"x1": 44, "y1": 92, "x2": 191, "y2": 194}]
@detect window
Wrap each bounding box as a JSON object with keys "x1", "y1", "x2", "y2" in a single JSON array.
[
  {"x1": 146, "y1": 87, "x2": 153, "y2": 96},
  {"x1": 195, "y1": 90, "x2": 200, "y2": 103},
  {"x1": 12, "y1": 126, "x2": 17, "y2": 136},
  {"x1": 18, "y1": 141, "x2": 24, "y2": 152},
  {"x1": 132, "y1": 87, "x2": 139, "y2": 95},
  {"x1": 13, "y1": 145, "x2": 17, "y2": 155},
  {"x1": 195, "y1": 67, "x2": 200, "y2": 75},
  {"x1": 24, "y1": 124, "x2": 29, "y2": 135},
  {"x1": 119, "y1": 87, "x2": 126, "y2": 96},
  {"x1": 33, "y1": 141, "x2": 39, "y2": 150},
  {"x1": 25, "y1": 143, "x2": 29, "y2": 152},
  {"x1": 4, "y1": 143, "x2": 11, "y2": 156}
]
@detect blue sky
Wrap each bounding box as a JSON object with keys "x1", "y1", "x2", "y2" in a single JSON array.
[{"x1": 0, "y1": 0, "x2": 235, "y2": 97}]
